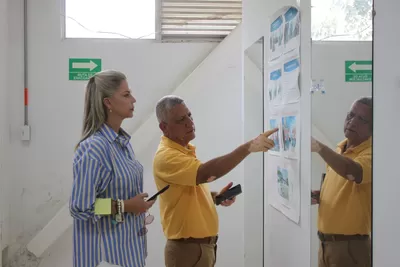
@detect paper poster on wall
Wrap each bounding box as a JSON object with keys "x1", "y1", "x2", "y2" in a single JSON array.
[
  {"x1": 282, "y1": 52, "x2": 301, "y2": 104},
  {"x1": 281, "y1": 104, "x2": 300, "y2": 159},
  {"x1": 268, "y1": 116, "x2": 281, "y2": 156},
  {"x1": 267, "y1": 155, "x2": 300, "y2": 224},
  {"x1": 268, "y1": 64, "x2": 283, "y2": 106},
  {"x1": 283, "y1": 7, "x2": 300, "y2": 53},
  {"x1": 269, "y1": 15, "x2": 284, "y2": 61},
  {"x1": 265, "y1": 6, "x2": 301, "y2": 225}
]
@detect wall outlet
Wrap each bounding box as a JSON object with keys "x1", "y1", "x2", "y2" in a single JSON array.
[{"x1": 21, "y1": 125, "x2": 30, "y2": 141}]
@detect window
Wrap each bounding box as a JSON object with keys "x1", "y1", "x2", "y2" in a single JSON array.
[
  {"x1": 312, "y1": 0, "x2": 372, "y2": 41},
  {"x1": 160, "y1": 0, "x2": 242, "y2": 42},
  {"x1": 64, "y1": 0, "x2": 242, "y2": 42},
  {"x1": 65, "y1": 0, "x2": 156, "y2": 39}
]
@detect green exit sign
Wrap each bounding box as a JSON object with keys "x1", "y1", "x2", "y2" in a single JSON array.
[
  {"x1": 345, "y1": 60, "x2": 372, "y2": 82},
  {"x1": 69, "y1": 58, "x2": 102, "y2": 81}
]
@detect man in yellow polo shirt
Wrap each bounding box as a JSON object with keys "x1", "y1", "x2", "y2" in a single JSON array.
[
  {"x1": 153, "y1": 95, "x2": 278, "y2": 267},
  {"x1": 311, "y1": 97, "x2": 372, "y2": 267}
]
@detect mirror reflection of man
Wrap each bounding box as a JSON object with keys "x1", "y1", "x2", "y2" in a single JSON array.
[{"x1": 311, "y1": 97, "x2": 372, "y2": 267}]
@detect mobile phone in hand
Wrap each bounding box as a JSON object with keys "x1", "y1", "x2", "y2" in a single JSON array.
[{"x1": 147, "y1": 185, "x2": 170, "y2": 202}]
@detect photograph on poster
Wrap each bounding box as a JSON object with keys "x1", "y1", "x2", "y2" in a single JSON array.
[
  {"x1": 282, "y1": 52, "x2": 301, "y2": 104},
  {"x1": 268, "y1": 66, "x2": 283, "y2": 106},
  {"x1": 280, "y1": 104, "x2": 300, "y2": 159},
  {"x1": 282, "y1": 115, "x2": 296, "y2": 152},
  {"x1": 277, "y1": 166, "x2": 289, "y2": 200},
  {"x1": 269, "y1": 15, "x2": 284, "y2": 61},
  {"x1": 269, "y1": 117, "x2": 281, "y2": 154},
  {"x1": 283, "y1": 6, "x2": 300, "y2": 52},
  {"x1": 267, "y1": 155, "x2": 300, "y2": 223}
]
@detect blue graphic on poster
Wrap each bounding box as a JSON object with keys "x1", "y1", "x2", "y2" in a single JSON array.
[
  {"x1": 277, "y1": 166, "x2": 289, "y2": 200},
  {"x1": 268, "y1": 67, "x2": 283, "y2": 106},
  {"x1": 282, "y1": 55, "x2": 301, "y2": 104},
  {"x1": 269, "y1": 118, "x2": 281, "y2": 154},
  {"x1": 283, "y1": 7, "x2": 300, "y2": 52},
  {"x1": 269, "y1": 15, "x2": 284, "y2": 60},
  {"x1": 282, "y1": 115, "x2": 298, "y2": 158}
]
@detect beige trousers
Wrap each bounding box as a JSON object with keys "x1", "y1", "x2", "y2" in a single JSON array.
[
  {"x1": 318, "y1": 239, "x2": 371, "y2": 267},
  {"x1": 165, "y1": 239, "x2": 217, "y2": 267}
]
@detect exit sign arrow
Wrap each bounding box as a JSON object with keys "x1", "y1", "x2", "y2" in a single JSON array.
[
  {"x1": 69, "y1": 58, "x2": 102, "y2": 81},
  {"x1": 72, "y1": 60, "x2": 98, "y2": 71},
  {"x1": 348, "y1": 62, "x2": 372, "y2": 72},
  {"x1": 345, "y1": 60, "x2": 372, "y2": 82}
]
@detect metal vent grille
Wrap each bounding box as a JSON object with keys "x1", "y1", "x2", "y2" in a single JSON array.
[{"x1": 159, "y1": 0, "x2": 242, "y2": 42}]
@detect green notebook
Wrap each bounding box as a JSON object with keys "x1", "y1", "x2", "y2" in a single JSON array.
[{"x1": 94, "y1": 198, "x2": 111, "y2": 215}]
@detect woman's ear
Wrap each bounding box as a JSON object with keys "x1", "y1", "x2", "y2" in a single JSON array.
[{"x1": 103, "y1": 98, "x2": 112, "y2": 110}]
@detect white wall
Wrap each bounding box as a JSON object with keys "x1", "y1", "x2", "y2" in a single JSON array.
[
  {"x1": 0, "y1": 0, "x2": 10, "y2": 264},
  {"x1": 373, "y1": 0, "x2": 400, "y2": 265},
  {"x1": 243, "y1": 0, "x2": 312, "y2": 266},
  {"x1": 243, "y1": 43, "x2": 264, "y2": 266},
  {"x1": 310, "y1": 40, "x2": 372, "y2": 267},
  {"x1": 4, "y1": 0, "x2": 216, "y2": 261},
  {"x1": 0, "y1": 0, "x2": 6, "y2": 263},
  {"x1": 312, "y1": 42, "x2": 373, "y2": 144},
  {"x1": 38, "y1": 25, "x2": 244, "y2": 267}
]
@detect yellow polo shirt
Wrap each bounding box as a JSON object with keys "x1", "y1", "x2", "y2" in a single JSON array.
[
  {"x1": 318, "y1": 137, "x2": 372, "y2": 235},
  {"x1": 153, "y1": 136, "x2": 218, "y2": 239}
]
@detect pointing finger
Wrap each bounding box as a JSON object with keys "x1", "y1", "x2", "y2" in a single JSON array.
[{"x1": 262, "y1": 128, "x2": 279, "y2": 137}]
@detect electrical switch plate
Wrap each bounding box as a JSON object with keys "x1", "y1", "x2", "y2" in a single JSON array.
[{"x1": 21, "y1": 125, "x2": 31, "y2": 141}]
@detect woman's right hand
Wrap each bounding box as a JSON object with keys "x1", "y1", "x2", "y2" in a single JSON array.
[{"x1": 124, "y1": 193, "x2": 155, "y2": 214}]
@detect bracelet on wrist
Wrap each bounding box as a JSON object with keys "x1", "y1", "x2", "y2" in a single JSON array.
[{"x1": 112, "y1": 199, "x2": 125, "y2": 224}]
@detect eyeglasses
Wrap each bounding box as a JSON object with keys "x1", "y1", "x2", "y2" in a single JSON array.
[{"x1": 138, "y1": 213, "x2": 154, "y2": 236}]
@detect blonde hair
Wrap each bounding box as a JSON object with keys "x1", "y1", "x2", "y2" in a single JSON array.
[{"x1": 76, "y1": 70, "x2": 127, "y2": 149}]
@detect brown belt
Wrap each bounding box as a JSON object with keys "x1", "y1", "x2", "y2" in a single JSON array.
[
  {"x1": 318, "y1": 231, "x2": 369, "y2": 242},
  {"x1": 170, "y1": 236, "x2": 218, "y2": 244}
]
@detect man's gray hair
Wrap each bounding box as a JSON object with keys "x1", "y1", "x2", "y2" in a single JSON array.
[
  {"x1": 354, "y1": 96, "x2": 373, "y2": 132},
  {"x1": 355, "y1": 96, "x2": 373, "y2": 109},
  {"x1": 156, "y1": 95, "x2": 185, "y2": 123}
]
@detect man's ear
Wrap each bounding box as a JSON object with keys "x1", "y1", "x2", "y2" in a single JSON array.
[{"x1": 159, "y1": 122, "x2": 167, "y2": 133}]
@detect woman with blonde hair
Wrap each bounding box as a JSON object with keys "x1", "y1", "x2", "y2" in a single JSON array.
[{"x1": 69, "y1": 70, "x2": 155, "y2": 267}]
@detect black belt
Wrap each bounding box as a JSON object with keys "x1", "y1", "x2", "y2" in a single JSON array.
[
  {"x1": 318, "y1": 231, "x2": 369, "y2": 242},
  {"x1": 170, "y1": 236, "x2": 218, "y2": 244}
]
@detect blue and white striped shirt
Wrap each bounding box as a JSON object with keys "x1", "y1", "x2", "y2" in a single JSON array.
[{"x1": 70, "y1": 124, "x2": 147, "y2": 267}]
